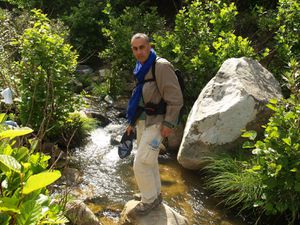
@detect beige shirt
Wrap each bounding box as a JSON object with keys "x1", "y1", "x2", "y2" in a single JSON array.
[{"x1": 142, "y1": 57, "x2": 183, "y2": 127}]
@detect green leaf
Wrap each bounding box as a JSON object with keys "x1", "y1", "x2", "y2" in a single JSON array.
[
  {"x1": 275, "y1": 164, "x2": 282, "y2": 176},
  {"x1": 22, "y1": 171, "x2": 61, "y2": 195},
  {"x1": 252, "y1": 165, "x2": 262, "y2": 171},
  {"x1": 252, "y1": 148, "x2": 262, "y2": 155},
  {"x1": 13, "y1": 147, "x2": 29, "y2": 161},
  {"x1": 242, "y1": 141, "x2": 255, "y2": 149},
  {"x1": 16, "y1": 199, "x2": 42, "y2": 225},
  {"x1": 270, "y1": 130, "x2": 280, "y2": 138},
  {"x1": 2, "y1": 144, "x2": 13, "y2": 155},
  {"x1": 0, "y1": 154, "x2": 21, "y2": 173},
  {"x1": 0, "y1": 197, "x2": 20, "y2": 213},
  {"x1": 266, "y1": 103, "x2": 277, "y2": 111},
  {"x1": 282, "y1": 137, "x2": 291, "y2": 146},
  {"x1": 253, "y1": 200, "x2": 264, "y2": 207},
  {"x1": 0, "y1": 114, "x2": 6, "y2": 123},
  {"x1": 0, "y1": 127, "x2": 33, "y2": 140},
  {"x1": 269, "y1": 98, "x2": 278, "y2": 104},
  {"x1": 241, "y1": 130, "x2": 257, "y2": 140},
  {"x1": 284, "y1": 111, "x2": 295, "y2": 120},
  {"x1": 255, "y1": 140, "x2": 266, "y2": 149},
  {"x1": 45, "y1": 214, "x2": 69, "y2": 224}
]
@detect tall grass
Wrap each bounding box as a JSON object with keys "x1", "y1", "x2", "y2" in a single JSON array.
[{"x1": 203, "y1": 156, "x2": 263, "y2": 214}]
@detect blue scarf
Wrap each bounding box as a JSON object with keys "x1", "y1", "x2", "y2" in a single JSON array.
[{"x1": 126, "y1": 49, "x2": 156, "y2": 124}]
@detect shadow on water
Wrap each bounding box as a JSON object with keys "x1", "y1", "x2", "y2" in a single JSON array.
[{"x1": 64, "y1": 122, "x2": 250, "y2": 225}]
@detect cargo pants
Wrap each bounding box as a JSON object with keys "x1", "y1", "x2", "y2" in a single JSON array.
[{"x1": 133, "y1": 120, "x2": 163, "y2": 204}]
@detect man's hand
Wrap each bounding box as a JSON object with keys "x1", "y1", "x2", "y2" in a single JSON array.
[
  {"x1": 126, "y1": 125, "x2": 134, "y2": 136},
  {"x1": 161, "y1": 125, "x2": 172, "y2": 138}
]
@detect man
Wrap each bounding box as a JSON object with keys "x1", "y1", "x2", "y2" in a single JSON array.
[{"x1": 126, "y1": 33, "x2": 183, "y2": 215}]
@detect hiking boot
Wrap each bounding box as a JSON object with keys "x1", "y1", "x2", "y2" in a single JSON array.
[
  {"x1": 156, "y1": 193, "x2": 163, "y2": 205},
  {"x1": 133, "y1": 193, "x2": 163, "y2": 204},
  {"x1": 132, "y1": 200, "x2": 157, "y2": 215},
  {"x1": 133, "y1": 193, "x2": 142, "y2": 201}
]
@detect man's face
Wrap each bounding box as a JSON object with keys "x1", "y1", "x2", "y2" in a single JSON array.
[{"x1": 131, "y1": 37, "x2": 151, "y2": 64}]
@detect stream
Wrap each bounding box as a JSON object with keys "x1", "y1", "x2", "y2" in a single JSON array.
[{"x1": 63, "y1": 119, "x2": 250, "y2": 225}]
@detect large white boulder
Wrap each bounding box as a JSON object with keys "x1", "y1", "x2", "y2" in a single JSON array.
[{"x1": 177, "y1": 57, "x2": 282, "y2": 170}]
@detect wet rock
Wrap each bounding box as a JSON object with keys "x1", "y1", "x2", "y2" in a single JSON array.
[
  {"x1": 73, "y1": 79, "x2": 84, "y2": 93},
  {"x1": 76, "y1": 65, "x2": 94, "y2": 75},
  {"x1": 110, "y1": 136, "x2": 121, "y2": 146},
  {"x1": 114, "y1": 96, "x2": 129, "y2": 111},
  {"x1": 62, "y1": 167, "x2": 83, "y2": 184},
  {"x1": 82, "y1": 95, "x2": 127, "y2": 126},
  {"x1": 89, "y1": 111, "x2": 111, "y2": 127},
  {"x1": 65, "y1": 200, "x2": 100, "y2": 225},
  {"x1": 120, "y1": 200, "x2": 188, "y2": 225},
  {"x1": 98, "y1": 68, "x2": 110, "y2": 82},
  {"x1": 178, "y1": 57, "x2": 282, "y2": 170},
  {"x1": 104, "y1": 95, "x2": 114, "y2": 106}
]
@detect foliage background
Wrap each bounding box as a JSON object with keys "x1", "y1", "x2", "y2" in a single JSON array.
[{"x1": 0, "y1": 0, "x2": 299, "y2": 223}]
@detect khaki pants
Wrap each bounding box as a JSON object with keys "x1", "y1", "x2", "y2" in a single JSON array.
[{"x1": 133, "y1": 120, "x2": 162, "y2": 203}]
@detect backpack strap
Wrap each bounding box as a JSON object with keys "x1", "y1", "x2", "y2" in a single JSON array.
[
  {"x1": 143, "y1": 57, "x2": 166, "y2": 115},
  {"x1": 151, "y1": 59, "x2": 157, "y2": 81},
  {"x1": 144, "y1": 57, "x2": 159, "y2": 83}
]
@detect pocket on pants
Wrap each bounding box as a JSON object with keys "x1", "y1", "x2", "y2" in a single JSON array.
[{"x1": 141, "y1": 147, "x2": 159, "y2": 165}]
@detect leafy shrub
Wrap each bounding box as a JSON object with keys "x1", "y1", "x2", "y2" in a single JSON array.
[
  {"x1": 3, "y1": 0, "x2": 107, "y2": 60},
  {"x1": 48, "y1": 112, "x2": 97, "y2": 149},
  {"x1": 14, "y1": 9, "x2": 78, "y2": 140},
  {"x1": 243, "y1": 60, "x2": 299, "y2": 223},
  {"x1": 2, "y1": 0, "x2": 79, "y2": 16},
  {"x1": 99, "y1": 4, "x2": 166, "y2": 98},
  {"x1": 0, "y1": 113, "x2": 67, "y2": 224},
  {"x1": 0, "y1": 9, "x2": 22, "y2": 94},
  {"x1": 62, "y1": 0, "x2": 108, "y2": 59},
  {"x1": 91, "y1": 82, "x2": 110, "y2": 99},
  {"x1": 274, "y1": 0, "x2": 300, "y2": 74},
  {"x1": 255, "y1": 0, "x2": 300, "y2": 83},
  {"x1": 153, "y1": 0, "x2": 260, "y2": 108}
]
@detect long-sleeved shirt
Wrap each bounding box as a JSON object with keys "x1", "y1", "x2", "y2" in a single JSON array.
[{"x1": 141, "y1": 57, "x2": 183, "y2": 127}]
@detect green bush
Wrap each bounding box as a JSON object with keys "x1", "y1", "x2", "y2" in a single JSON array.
[
  {"x1": 255, "y1": 0, "x2": 300, "y2": 83},
  {"x1": 62, "y1": 0, "x2": 108, "y2": 59},
  {"x1": 0, "y1": 113, "x2": 67, "y2": 224},
  {"x1": 91, "y1": 79, "x2": 110, "y2": 99},
  {"x1": 3, "y1": 0, "x2": 108, "y2": 60},
  {"x1": 0, "y1": 9, "x2": 22, "y2": 94},
  {"x1": 2, "y1": 0, "x2": 79, "y2": 16},
  {"x1": 243, "y1": 60, "x2": 300, "y2": 223},
  {"x1": 14, "y1": 9, "x2": 78, "y2": 140},
  {"x1": 153, "y1": 0, "x2": 261, "y2": 108},
  {"x1": 274, "y1": 0, "x2": 300, "y2": 74},
  {"x1": 99, "y1": 4, "x2": 166, "y2": 98},
  {"x1": 48, "y1": 112, "x2": 97, "y2": 149}
]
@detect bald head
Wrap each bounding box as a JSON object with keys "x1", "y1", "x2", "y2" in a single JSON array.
[
  {"x1": 131, "y1": 33, "x2": 151, "y2": 64},
  {"x1": 131, "y1": 33, "x2": 150, "y2": 45}
]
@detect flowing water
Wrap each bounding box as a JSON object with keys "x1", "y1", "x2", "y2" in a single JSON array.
[{"x1": 66, "y1": 121, "x2": 249, "y2": 225}]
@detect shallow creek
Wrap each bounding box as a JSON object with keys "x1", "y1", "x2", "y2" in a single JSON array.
[{"x1": 66, "y1": 122, "x2": 249, "y2": 225}]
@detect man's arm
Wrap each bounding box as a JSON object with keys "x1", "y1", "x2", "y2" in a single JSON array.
[{"x1": 155, "y1": 60, "x2": 184, "y2": 131}]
